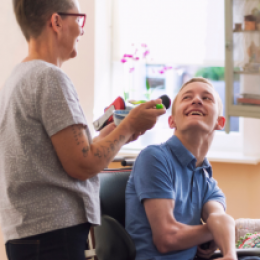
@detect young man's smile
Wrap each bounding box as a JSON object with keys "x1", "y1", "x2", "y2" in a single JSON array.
[{"x1": 185, "y1": 109, "x2": 205, "y2": 116}]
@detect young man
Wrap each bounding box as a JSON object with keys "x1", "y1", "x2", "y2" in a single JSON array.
[{"x1": 125, "y1": 78, "x2": 237, "y2": 260}]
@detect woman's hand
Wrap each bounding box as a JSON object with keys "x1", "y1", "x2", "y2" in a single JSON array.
[
  {"x1": 96, "y1": 123, "x2": 144, "y2": 144},
  {"x1": 125, "y1": 131, "x2": 146, "y2": 144},
  {"x1": 125, "y1": 99, "x2": 166, "y2": 133},
  {"x1": 93, "y1": 123, "x2": 116, "y2": 143}
]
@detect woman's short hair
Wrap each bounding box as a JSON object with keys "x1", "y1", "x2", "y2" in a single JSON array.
[
  {"x1": 171, "y1": 77, "x2": 223, "y2": 117},
  {"x1": 13, "y1": 0, "x2": 74, "y2": 41}
]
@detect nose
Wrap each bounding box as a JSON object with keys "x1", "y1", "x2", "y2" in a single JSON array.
[
  {"x1": 192, "y1": 95, "x2": 202, "y2": 105},
  {"x1": 80, "y1": 28, "x2": 84, "y2": 36}
]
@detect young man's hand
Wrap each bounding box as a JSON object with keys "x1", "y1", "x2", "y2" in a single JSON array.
[{"x1": 197, "y1": 240, "x2": 218, "y2": 259}]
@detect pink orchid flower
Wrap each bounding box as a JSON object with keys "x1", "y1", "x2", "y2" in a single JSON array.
[
  {"x1": 121, "y1": 58, "x2": 127, "y2": 63},
  {"x1": 129, "y1": 68, "x2": 135, "y2": 73},
  {"x1": 143, "y1": 50, "x2": 150, "y2": 58},
  {"x1": 124, "y1": 54, "x2": 133, "y2": 58}
]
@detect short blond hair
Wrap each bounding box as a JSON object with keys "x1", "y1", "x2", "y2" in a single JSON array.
[{"x1": 171, "y1": 77, "x2": 223, "y2": 117}]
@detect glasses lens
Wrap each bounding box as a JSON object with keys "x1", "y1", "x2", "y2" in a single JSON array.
[{"x1": 78, "y1": 16, "x2": 84, "y2": 27}]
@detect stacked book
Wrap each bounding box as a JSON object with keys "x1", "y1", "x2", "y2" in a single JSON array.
[{"x1": 237, "y1": 93, "x2": 260, "y2": 105}]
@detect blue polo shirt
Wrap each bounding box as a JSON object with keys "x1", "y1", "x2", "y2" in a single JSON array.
[{"x1": 125, "y1": 135, "x2": 226, "y2": 260}]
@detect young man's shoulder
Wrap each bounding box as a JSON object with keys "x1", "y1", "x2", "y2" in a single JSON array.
[
  {"x1": 131, "y1": 141, "x2": 178, "y2": 181},
  {"x1": 140, "y1": 143, "x2": 164, "y2": 156},
  {"x1": 136, "y1": 137, "x2": 186, "y2": 168},
  {"x1": 136, "y1": 143, "x2": 171, "y2": 166}
]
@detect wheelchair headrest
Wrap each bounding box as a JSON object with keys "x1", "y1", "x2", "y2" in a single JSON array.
[{"x1": 99, "y1": 169, "x2": 132, "y2": 227}]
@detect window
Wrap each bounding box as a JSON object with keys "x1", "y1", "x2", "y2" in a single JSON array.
[{"x1": 94, "y1": 0, "x2": 243, "y2": 154}]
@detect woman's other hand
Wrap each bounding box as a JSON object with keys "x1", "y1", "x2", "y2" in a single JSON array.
[{"x1": 93, "y1": 123, "x2": 116, "y2": 143}]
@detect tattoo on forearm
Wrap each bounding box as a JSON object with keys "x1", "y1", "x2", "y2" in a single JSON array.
[
  {"x1": 114, "y1": 140, "x2": 118, "y2": 147},
  {"x1": 106, "y1": 141, "x2": 115, "y2": 152},
  {"x1": 101, "y1": 146, "x2": 110, "y2": 158},
  {"x1": 93, "y1": 135, "x2": 126, "y2": 159},
  {"x1": 119, "y1": 135, "x2": 125, "y2": 142},
  {"x1": 94, "y1": 148, "x2": 102, "y2": 158},
  {"x1": 73, "y1": 125, "x2": 126, "y2": 159},
  {"x1": 72, "y1": 124, "x2": 126, "y2": 160},
  {"x1": 82, "y1": 146, "x2": 90, "y2": 157},
  {"x1": 72, "y1": 125, "x2": 85, "y2": 146}
]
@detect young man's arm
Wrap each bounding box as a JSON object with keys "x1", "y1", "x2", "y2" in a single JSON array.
[
  {"x1": 199, "y1": 201, "x2": 237, "y2": 260},
  {"x1": 143, "y1": 198, "x2": 214, "y2": 254}
]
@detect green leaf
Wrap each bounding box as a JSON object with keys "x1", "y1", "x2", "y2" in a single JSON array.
[
  {"x1": 146, "y1": 78, "x2": 150, "y2": 91},
  {"x1": 195, "y1": 67, "x2": 225, "y2": 81},
  {"x1": 124, "y1": 92, "x2": 129, "y2": 101}
]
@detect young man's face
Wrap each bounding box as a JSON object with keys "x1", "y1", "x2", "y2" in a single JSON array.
[{"x1": 169, "y1": 82, "x2": 225, "y2": 134}]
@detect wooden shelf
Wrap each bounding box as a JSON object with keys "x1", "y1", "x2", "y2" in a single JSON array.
[
  {"x1": 234, "y1": 71, "x2": 260, "y2": 75},
  {"x1": 233, "y1": 30, "x2": 260, "y2": 33},
  {"x1": 229, "y1": 104, "x2": 260, "y2": 119}
]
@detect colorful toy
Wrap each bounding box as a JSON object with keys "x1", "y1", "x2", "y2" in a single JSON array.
[{"x1": 236, "y1": 233, "x2": 260, "y2": 249}]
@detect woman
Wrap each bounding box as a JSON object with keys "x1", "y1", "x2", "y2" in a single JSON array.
[{"x1": 0, "y1": 0, "x2": 165, "y2": 259}]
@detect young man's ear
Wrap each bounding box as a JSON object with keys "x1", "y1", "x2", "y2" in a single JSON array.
[
  {"x1": 215, "y1": 116, "x2": 226, "y2": 130},
  {"x1": 168, "y1": 115, "x2": 177, "y2": 129}
]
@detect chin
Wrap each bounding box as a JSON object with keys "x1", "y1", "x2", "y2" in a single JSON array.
[
  {"x1": 183, "y1": 122, "x2": 210, "y2": 132},
  {"x1": 70, "y1": 49, "x2": 78, "y2": 59}
]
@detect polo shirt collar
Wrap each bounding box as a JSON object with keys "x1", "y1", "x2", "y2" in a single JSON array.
[{"x1": 166, "y1": 135, "x2": 212, "y2": 177}]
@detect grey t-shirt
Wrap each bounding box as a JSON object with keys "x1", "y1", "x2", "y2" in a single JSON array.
[{"x1": 0, "y1": 60, "x2": 100, "y2": 242}]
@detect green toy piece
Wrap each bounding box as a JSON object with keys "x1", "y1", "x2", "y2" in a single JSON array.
[
  {"x1": 128, "y1": 100, "x2": 146, "y2": 105},
  {"x1": 155, "y1": 104, "x2": 164, "y2": 109},
  {"x1": 128, "y1": 100, "x2": 164, "y2": 109}
]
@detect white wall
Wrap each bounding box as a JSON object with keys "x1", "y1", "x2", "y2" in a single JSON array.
[
  {"x1": 0, "y1": 0, "x2": 95, "y2": 133},
  {"x1": 0, "y1": 1, "x2": 95, "y2": 259},
  {"x1": 0, "y1": 2, "x2": 27, "y2": 90},
  {"x1": 0, "y1": 3, "x2": 25, "y2": 258},
  {"x1": 63, "y1": 0, "x2": 96, "y2": 134}
]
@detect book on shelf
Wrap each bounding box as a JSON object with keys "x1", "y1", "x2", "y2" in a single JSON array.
[{"x1": 237, "y1": 93, "x2": 260, "y2": 105}]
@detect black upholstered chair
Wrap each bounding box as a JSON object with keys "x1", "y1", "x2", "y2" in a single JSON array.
[{"x1": 94, "y1": 168, "x2": 136, "y2": 260}]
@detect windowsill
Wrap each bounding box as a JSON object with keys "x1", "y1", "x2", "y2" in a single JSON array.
[
  {"x1": 118, "y1": 149, "x2": 260, "y2": 165},
  {"x1": 207, "y1": 151, "x2": 260, "y2": 165}
]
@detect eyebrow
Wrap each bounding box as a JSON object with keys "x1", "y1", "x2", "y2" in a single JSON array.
[
  {"x1": 181, "y1": 89, "x2": 216, "y2": 102},
  {"x1": 181, "y1": 90, "x2": 193, "y2": 96},
  {"x1": 182, "y1": 90, "x2": 214, "y2": 97}
]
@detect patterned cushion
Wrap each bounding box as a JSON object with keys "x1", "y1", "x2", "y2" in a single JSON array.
[{"x1": 237, "y1": 233, "x2": 260, "y2": 249}]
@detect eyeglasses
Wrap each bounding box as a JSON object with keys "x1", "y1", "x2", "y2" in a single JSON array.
[{"x1": 57, "y1": 12, "x2": 86, "y2": 28}]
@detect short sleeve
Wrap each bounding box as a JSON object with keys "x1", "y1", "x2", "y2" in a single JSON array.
[
  {"x1": 203, "y1": 177, "x2": 226, "y2": 210},
  {"x1": 133, "y1": 146, "x2": 176, "y2": 202},
  {"x1": 36, "y1": 67, "x2": 87, "y2": 137}
]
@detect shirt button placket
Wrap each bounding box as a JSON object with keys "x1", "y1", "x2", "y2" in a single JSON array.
[{"x1": 192, "y1": 170, "x2": 198, "y2": 203}]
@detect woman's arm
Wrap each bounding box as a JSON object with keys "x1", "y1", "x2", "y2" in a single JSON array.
[
  {"x1": 51, "y1": 100, "x2": 165, "y2": 180},
  {"x1": 92, "y1": 123, "x2": 117, "y2": 143}
]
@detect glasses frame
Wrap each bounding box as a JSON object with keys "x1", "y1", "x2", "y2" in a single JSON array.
[{"x1": 57, "y1": 12, "x2": 87, "y2": 28}]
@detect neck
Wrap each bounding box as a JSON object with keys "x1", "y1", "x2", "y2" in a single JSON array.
[
  {"x1": 175, "y1": 129, "x2": 214, "y2": 167},
  {"x1": 24, "y1": 32, "x2": 64, "y2": 67}
]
